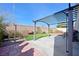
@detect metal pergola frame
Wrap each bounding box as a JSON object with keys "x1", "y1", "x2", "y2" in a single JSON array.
[{"x1": 33, "y1": 4, "x2": 79, "y2": 56}]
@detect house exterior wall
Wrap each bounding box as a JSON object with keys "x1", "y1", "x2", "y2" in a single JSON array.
[{"x1": 74, "y1": 8, "x2": 79, "y2": 31}]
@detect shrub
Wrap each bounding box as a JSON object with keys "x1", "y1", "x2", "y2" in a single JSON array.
[
  {"x1": 49, "y1": 29, "x2": 53, "y2": 33},
  {"x1": 15, "y1": 32, "x2": 23, "y2": 38},
  {"x1": 36, "y1": 27, "x2": 42, "y2": 34},
  {"x1": 8, "y1": 31, "x2": 14, "y2": 38},
  {"x1": 28, "y1": 31, "x2": 34, "y2": 35},
  {"x1": 8, "y1": 31, "x2": 23, "y2": 39},
  {"x1": 0, "y1": 29, "x2": 4, "y2": 46},
  {"x1": 0, "y1": 16, "x2": 6, "y2": 46},
  {"x1": 42, "y1": 32, "x2": 46, "y2": 34}
]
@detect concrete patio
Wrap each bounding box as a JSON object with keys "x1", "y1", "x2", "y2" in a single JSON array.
[{"x1": 30, "y1": 35, "x2": 67, "y2": 56}]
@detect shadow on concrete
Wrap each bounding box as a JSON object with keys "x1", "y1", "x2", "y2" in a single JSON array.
[
  {"x1": 53, "y1": 35, "x2": 67, "y2": 56},
  {"x1": 19, "y1": 48, "x2": 34, "y2": 56},
  {"x1": 0, "y1": 39, "x2": 35, "y2": 56}
]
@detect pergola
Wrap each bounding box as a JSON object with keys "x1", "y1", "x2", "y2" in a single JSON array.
[{"x1": 33, "y1": 4, "x2": 79, "y2": 56}]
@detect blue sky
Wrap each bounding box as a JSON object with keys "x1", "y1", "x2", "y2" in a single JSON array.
[{"x1": 0, "y1": 3, "x2": 75, "y2": 27}]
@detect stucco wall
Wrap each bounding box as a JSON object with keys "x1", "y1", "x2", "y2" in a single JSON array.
[{"x1": 74, "y1": 8, "x2": 79, "y2": 31}]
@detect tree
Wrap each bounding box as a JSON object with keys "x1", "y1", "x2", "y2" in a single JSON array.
[{"x1": 0, "y1": 16, "x2": 5, "y2": 46}]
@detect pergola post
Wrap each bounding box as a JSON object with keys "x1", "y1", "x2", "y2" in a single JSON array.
[
  {"x1": 47, "y1": 24, "x2": 50, "y2": 36},
  {"x1": 33, "y1": 21, "x2": 36, "y2": 40},
  {"x1": 67, "y1": 3, "x2": 73, "y2": 56},
  {"x1": 65, "y1": 13, "x2": 69, "y2": 54}
]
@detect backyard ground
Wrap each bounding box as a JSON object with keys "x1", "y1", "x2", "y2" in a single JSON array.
[{"x1": 0, "y1": 35, "x2": 68, "y2": 56}]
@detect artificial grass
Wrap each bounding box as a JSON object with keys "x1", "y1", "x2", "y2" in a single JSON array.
[{"x1": 25, "y1": 33, "x2": 48, "y2": 41}]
